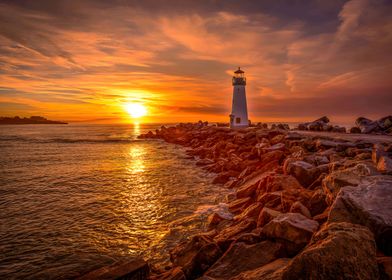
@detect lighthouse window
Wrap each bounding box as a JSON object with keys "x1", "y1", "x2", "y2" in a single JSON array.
[{"x1": 236, "y1": 117, "x2": 241, "y2": 123}]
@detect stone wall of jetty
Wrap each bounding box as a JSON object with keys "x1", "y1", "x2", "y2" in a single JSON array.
[{"x1": 139, "y1": 119, "x2": 392, "y2": 280}]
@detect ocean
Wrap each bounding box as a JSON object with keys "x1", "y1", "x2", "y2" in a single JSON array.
[{"x1": 0, "y1": 124, "x2": 232, "y2": 279}]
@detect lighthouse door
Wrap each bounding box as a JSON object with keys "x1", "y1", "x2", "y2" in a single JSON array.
[{"x1": 236, "y1": 117, "x2": 241, "y2": 124}]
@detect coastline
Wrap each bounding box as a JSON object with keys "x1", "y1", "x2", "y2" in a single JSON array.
[{"x1": 135, "y1": 121, "x2": 392, "y2": 280}]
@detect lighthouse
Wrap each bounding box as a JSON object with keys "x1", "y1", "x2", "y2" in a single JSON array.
[{"x1": 230, "y1": 67, "x2": 249, "y2": 128}]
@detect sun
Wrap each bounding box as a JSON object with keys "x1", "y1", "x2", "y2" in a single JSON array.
[{"x1": 125, "y1": 103, "x2": 147, "y2": 118}]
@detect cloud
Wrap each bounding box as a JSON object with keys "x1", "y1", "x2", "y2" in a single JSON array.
[{"x1": 0, "y1": 0, "x2": 391, "y2": 123}]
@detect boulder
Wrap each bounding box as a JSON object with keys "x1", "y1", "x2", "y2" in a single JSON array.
[
  {"x1": 322, "y1": 162, "x2": 379, "y2": 204},
  {"x1": 289, "y1": 201, "x2": 311, "y2": 218},
  {"x1": 356, "y1": 117, "x2": 381, "y2": 134},
  {"x1": 170, "y1": 235, "x2": 222, "y2": 279},
  {"x1": 258, "y1": 174, "x2": 303, "y2": 195},
  {"x1": 281, "y1": 222, "x2": 379, "y2": 280},
  {"x1": 228, "y1": 197, "x2": 253, "y2": 214},
  {"x1": 204, "y1": 241, "x2": 283, "y2": 279},
  {"x1": 328, "y1": 176, "x2": 392, "y2": 255},
  {"x1": 153, "y1": 267, "x2": 186, "y2": 280},
  {"x1": 235, "y1": 171, "x2": 271, "y2": 199},
  {"x1": 284, "y1": 160, "x2": 320, "y2": 188},
  {"x1": 207, "y1": 213, "x2": 226, "y2": 229},
  {"x1": 307, "y1": 189, "x2": 328, "y2": 217},
  {"x1": 262, "y1": 213, "x2": 319, "y2": 246},
  {"x1": 214, "y1": 219, "x2": 256, "y2": 243},
  {"x1": 233, "y1": 202, "x2": 263, "y2": 222},
  {"x1": 77, "y1": 258, "x2": 149, "y2": 280},
  {"x1": 257, "y1": 207, "x2": 282, "y2": 228},
  {"x1": 231, "y1": 258, "x2": 290, "y2": 280}
]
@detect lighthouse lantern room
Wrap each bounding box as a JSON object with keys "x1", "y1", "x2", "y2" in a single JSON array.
[{"x1": 230, "y1": 67, "x2": 249, "y2": 128}]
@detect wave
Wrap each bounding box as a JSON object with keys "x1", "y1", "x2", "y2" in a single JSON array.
[{"x1": 0, "y1": 135, "x2": 143, "y2": 144}]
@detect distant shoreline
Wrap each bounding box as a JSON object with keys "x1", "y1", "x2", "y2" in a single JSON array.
[{"x1": 0, "y1": 116, "x2": 68, "y2": 125}]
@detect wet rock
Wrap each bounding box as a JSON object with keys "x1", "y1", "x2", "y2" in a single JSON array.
[
  {"x1": 228, "y1": 197, "x2": 253, "y2": 214},
  {"x1": 153, "y1": 267, "x2": 186, "y2": 280},
  {"x1": 289, "y1": 201, "x2": 311, "y2": 219},
  {"x1": 212, "y1": 171, "x2": 239, "y2": 184},
  {"x1": 258, "y1": 174, "x2": 303, "y2": 195},
  {"x1": 257, "y1": 207, "x2": 282, "y2": 227},
  {"x1": 235, "y1": 171, "x2": 271, "y2": 199},
  {"x1": 214, "y1": 219, "x2": 256, "y2": 243},
  {"x1": 233, "y1": 202, "x2": 263, "y2": 222},
  {"x1": 231, "y1": 258, "x2": 290, "y2": 280},
  {"x1": 207, "y1": 213, "x2": 226, "y2": 229},
  {"x1": 262, "y1": 213, "x2": 319, "y2": 246},
  {"x1": 328, "y1": 176, "x2": 392, "y2": 255},
  {"x1": 204, "y1": 241, "x2": 283, "y2": 279},
  {"x1": 170, "y1": 235, "x2": 222, "y2": 279},
  {"x1": 77, "y1": 258, "x2": 149, "y2": 280},
  {"x1": 281, "y1": 222, "x2": 379, "y2": 280}
]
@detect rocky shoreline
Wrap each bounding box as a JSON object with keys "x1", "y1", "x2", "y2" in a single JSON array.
[
  {"x1": 137, "y1": 118, "x2": 392, "y2": 280},
  {"x1": 78, "y1": 118, "x2": 392, "y2": 279}
]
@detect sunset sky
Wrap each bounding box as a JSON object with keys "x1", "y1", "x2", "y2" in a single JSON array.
[{"x1": 0, "y1": 0, "x2": 391, "y2": 124}]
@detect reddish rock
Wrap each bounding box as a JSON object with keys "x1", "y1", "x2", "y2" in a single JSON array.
[
  {"x1": 233, "y1": 202, "x2": 263, "y2": 222},
  {"x1": 322, "y1": 162, "x2": 379, "y2": 204},
  {"x1": 281, "y1": 222, "x2": 379, "y2": 280},
  {"x1": 307, "y1": 189, "x2": 328, "y2": 217},
  {"x1": 228, "y1": 197, "x2": 253, "y2": 214},
  {"x1": 259, "y1": 150, "x2": 285, "y2": 166},
  {"x1": 257, "y1": 174, "x2": 303, "y2": 195},
  {"x1": 170, "y1": 235, "x2": 222, "y2": 279},
  {"x1": 377, "y1": 156, "x2": 392, "y2": 174},
  {"x1": 204, "y1": 241, "x2": 284, "y2": 279},
  {"x1": 235, "y1": 171, "x2": 271, "y2": 199},
  {"x1": 328, "y1": 176, "x2": 392, "y2": 255},
  {"x1": 230, "y1": 258, "x2": 289, "y2": 280},
  {"x1": 284, "y1": 160, "x2": 322, "y2": 188},
  {"x1": 257, "y1": 207, "x2": 282, "y2": 227},
  {"x1": 77, "y1": 259, "x2": 149, "y2": 280},
  {"x1": 289, "y1": 201, "x2": 311, "y2": 219},
  {"x1": 152, "y1": 267, "x2": 186, "y2": 280},
  {"x1": 214, "y1": 219, "x2": 256, "y2": 243},
  {"x1": 257, "y1": 192, "x2": 283, "y2": 210},
  {"x1": 262, "y1": 213, "x2": 319, "y2": 246},
  {"x1": 207, "y1": 213, "x2": 226, "y2": 229}
]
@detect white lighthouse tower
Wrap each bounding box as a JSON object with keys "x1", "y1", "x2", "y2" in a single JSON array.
[{"x1": 230, "y1": 67, "x2": 249, "y2": 128}]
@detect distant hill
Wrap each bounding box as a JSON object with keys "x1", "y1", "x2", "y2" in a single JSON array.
[{"x1": 0, "y1": 116, "x2": 68, "y2": 125}]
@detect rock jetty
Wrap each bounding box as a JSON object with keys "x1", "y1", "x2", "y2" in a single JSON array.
[{"x1": 139, "y1": 119, "x2": 392, "y2": 280}]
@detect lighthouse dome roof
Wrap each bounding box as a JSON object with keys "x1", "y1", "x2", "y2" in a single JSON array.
[{"x1": 234, "y1": 67, "x2": 244, "y2": 74}]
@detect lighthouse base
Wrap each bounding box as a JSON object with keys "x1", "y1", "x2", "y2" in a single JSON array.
[{"x1": 229, "y1": 114, "x2": 249, "y2": 129}]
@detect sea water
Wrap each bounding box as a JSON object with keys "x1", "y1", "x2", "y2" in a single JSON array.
[{"x1": 0, "y1": 124, "x2": 231, "y2": 279}]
